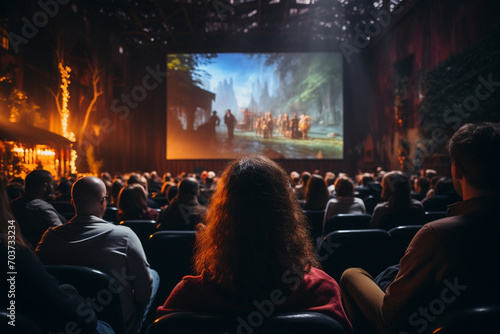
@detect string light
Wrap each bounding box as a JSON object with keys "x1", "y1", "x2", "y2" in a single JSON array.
[{"x1": 59, "y1": 62, "x2": 78, "y2": 174}]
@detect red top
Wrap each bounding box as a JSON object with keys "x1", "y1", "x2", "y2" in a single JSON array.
[{"x1": 157, "y1": 267, "x2": 352, "y2": 333}]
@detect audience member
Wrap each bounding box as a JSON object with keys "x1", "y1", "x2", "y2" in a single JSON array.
[
  {"x1": 355, "y1": 173, "x2": 382, "y2": 200},
  {"x1": 325, "y1": 171, "x2": 336, "y2": 194},
  {"x1": 36, "y1": 176, "x2": 158, "y2": 334},
  {"x1": 0, "y1": 175, "x2": 109, "y2": 334},
  {"x1": 411, "y1": 176, "x2": 430, "y2": 201},
  {"x1": 6, "y1": 181, "x2": 24, "y2": 201},
  {"x1": 52, "y1": 177, "x2": 73, "y2": 202},
  {"x1": 340, "y1": 122, "x2": 500, "y2": 333},
  {"x1": 294, "y1": 171, "x2": 311, "y2": 200},
  {"x1": 148, "y1": 171, "x2": 163, "y2": 195},
  {"x1": 156, "y1": 155, "x2": 352, "y2": 333},
  {"x1": 421, "y1": 177, "x2": 461, "y2": 212},
  {"x1": 303, "y1": 174, "x2": 331, "y2": 211},
  {"x1": 127, "y1": 173, "x2": 160, "y2": 209},
  {"x1": 370, "y1": 171, "x2": 425, "y2": 230},
  {"x1": 10, "y1": 169, "x2": 64, "y2": 248},
  {"x1": 290, "y1": 171, "x2": 301, "y2": 188},
  {"x1": 425, "y1": 175, "x2": 442, "y2": 198},
  {"x1": 156, "y1": 177, "x2": 207, "y2": 230},
  {"x1": 324, "y1": 176, "x2": 366, "y2": 222},
  {"x1": 111, "y1": 178, "x2": 124, "y2": 206},
  {"x1": 424, "y1": 168, "x2": 437, "y2": 179},
  {"x1": 117, "y1": 183, "x2": 159, "y2": 221},
  {"x1": 199, "y1": 171, "x2": 216, "y2": 202}
]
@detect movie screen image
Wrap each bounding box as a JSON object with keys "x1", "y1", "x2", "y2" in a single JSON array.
[{"x1": 166, "y1": 52, "x2": 343, "y2": 160}]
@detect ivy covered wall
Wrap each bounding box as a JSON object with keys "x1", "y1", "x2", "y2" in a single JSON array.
[{"x1": 366, "y1": 0, "x2": 500, "y2": 173}]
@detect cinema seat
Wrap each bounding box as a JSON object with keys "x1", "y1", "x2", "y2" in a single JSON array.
[
  {"x1": 45, "y1": 265, "x2": 127, "y2": 334},
  {"x1": 388, "y1": 225, "x2": 423, "y2": 260},
  {"x1": 303, "y1": 210, "x2": 325, "y2": 240},
  {"x1": 429, "y1": 305, "x2": 500, "y2": 334},
  {"x1": 146, "y1": 311, "x2": 347, "y2": 334},
  {"x1": 323, "y1": 213, "x2": 371, "y2": 236},
  {"x1": 318, "y1": 229, "x2": 396, "y2": 281},
  {"x1": 0, "y1": 309, "x2": 40, "y2": 334},
  {"x1": 119, "y1": 220, "x2": 157, "y2": 246}
]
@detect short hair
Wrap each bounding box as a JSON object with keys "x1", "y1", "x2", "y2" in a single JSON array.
[
  {"x1": 334, "y1": 177, "x2": 355, "y2": 197},
  {"x1": 301, "y1": 171, "x2": 311, "y2": 184},
  {"x1": 324, "y1": 172, "x2": 336, "y2": 186},
  {"x1": 178, "y1": 177, "x2": 199, "y2": 196},
  {"x1": 449, "y1": 122, "x2": 500, "y2": 191},
  {"x1": 415, "y1": 177, "x2": 430, "y2": 193},
  {"x1": 118, "y1": 184, "x2": 148, "y2": 219},
  {"x1": 24, "y1": 170, "x2": 53, "y2": 194},
  {"x1": 127, "y1": 173, "x2": 148, "y2": 192},
  {"x1": 381, "y1": 171, "x2": 411, "y2": 208}
]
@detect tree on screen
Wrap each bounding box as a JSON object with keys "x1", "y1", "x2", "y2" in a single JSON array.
[{"x1": 264, "y1": 53, "x2": 342, "y2": 126}]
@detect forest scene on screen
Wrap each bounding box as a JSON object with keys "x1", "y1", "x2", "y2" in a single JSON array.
[{"x1": 166, "y1": 53, "x2": 343, "y2": 160}]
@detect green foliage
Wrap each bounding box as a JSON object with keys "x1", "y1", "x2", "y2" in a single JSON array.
[
  {"x1": 167, "y1": 53, "x2": 217, "y2": 87},
  {"x1": 419, "y1": 25, "x2": 500, "y2": 147},
  {"x1": 263, "y1": 53, "x2": 342, "y2": 116}
]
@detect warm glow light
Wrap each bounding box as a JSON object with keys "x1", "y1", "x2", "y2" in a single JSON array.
[
  {"x1": 70, "y1": 149, "x2": 78, "y2": 174},
  {"x1": 59, "y1": 62, "x2": 77, "y2": 174},
  {"x1": 58, "y1": 63, "x2": 76, "y2": 142},
  {"x1": 12, "y1": 147, "x2": 24, "y2": 154}
]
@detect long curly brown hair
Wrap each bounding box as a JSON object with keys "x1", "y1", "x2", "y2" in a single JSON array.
[{"x1": 194, "y1": 155, "x2": 319, "y2": 302}]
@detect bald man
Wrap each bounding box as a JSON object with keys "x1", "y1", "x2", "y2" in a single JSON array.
[{"x1": 36, "y1": 176, "x2": 158, "y2": 334}]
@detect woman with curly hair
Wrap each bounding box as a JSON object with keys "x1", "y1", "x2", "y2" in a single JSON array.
[{"x1": 156, "y1": 155, "x2": 352, "y2": 332}]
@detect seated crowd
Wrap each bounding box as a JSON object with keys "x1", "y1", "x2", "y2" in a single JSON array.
[{"x1": 1, "y1": 122, "x2": 499, "y2": 333}]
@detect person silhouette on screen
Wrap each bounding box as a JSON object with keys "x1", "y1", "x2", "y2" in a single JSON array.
[
  {"x1": 291, "y1": 113, "x2": 300, "y2": 139},
  {"x1": 224, "y1": 109, "x2": 237, "y2": 142},
  {"x1": 208, "y1": 110, "x2": 220, "y2": 142}
]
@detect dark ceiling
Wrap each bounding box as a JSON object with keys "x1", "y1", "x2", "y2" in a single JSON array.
[{"x1": 94, "y1": 0, "x2": 408, "y2": 51}]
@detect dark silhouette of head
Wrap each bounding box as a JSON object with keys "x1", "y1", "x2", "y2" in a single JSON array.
[
  {"x1": 24, "y1": 170, "x2": 53, "y2": 198},
  {"x1": 305, "y1": 174, "x2": 330, "y2": 210},
  {"x1": 449, "y1": 122, "x2": 500, "y2": 196},
  {"x1": 178, "y1": 177, "x2": 199, "y2": 197},
  {"x1": 117, "y1": 184, "x2": 148, "y2": 220},
  {"x1": 381, "y1": 171, "x2": 411, "y2": 208},
  {"x1": 194, "y1": 155, "x2": 318, "y2": 302}
]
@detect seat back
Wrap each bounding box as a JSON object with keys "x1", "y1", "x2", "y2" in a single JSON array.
[
  {"x1": 45, "y1": 265, "x2": 127, "y2": 334},
  {"x1": 388, "y1": 225, "x2": 423, "y2": 260},
  {"x1": 0, "y1": 309, "x2": 41, "y2": 334},
  {"x1": 50, "y1": 201, "x2": 75, "y2": 221},
  {"x1": 377, "y1": 208, "x2": 426, "y2": 231},
  {"x1": 363, "y1": 195, "x2": 379, "y2": 215},
  {"x1": 303, "y1": 210, "x2": 325, "y2": 240},
  {"x1": 425, "y1": 211, "x2": 447, "y2": 223},
  {"x1": 429, "y1": 305, "x2": 500, "y2": 334},
  {"x1": 103, "y1": 206, "x2": 118, "y2": 223},
  {"x1": 119, "y1": 220, "x2": 157, "y2": 246},
  {"x1": 323, "y1": 213, "x2": 371, "y2": 236},
  {"x1": 146, "y1": 311, "x2": 347, "y2": 334},
  {"x1": 145, "y1": 231, "x2": 197, "y2": 307},
  {"x1": 318, "y1": 229, "x2": 396, "y2": 281}
]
